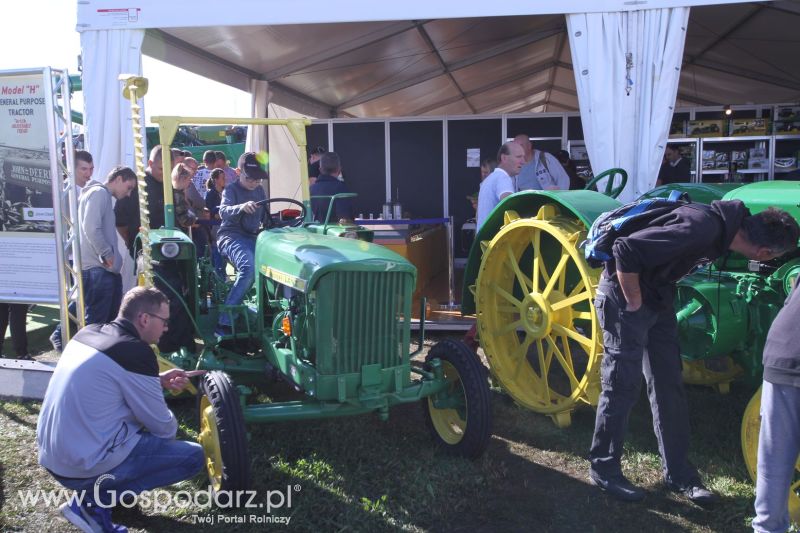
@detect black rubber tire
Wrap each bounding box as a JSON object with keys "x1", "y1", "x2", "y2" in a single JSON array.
[
  {"x1": 197, "y1": 371, "x2": 251, "y2": 492},
  {"x1": 422, "y1": 339, "x2": 493, "y2": 459}
]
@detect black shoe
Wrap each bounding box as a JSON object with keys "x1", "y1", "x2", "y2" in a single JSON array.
[
  {"x1": 589, "y1": 471, "x2": 645, "y2": 502},
  {"x1": 666, "y1": 479, "x2": 717, "y2": 505}
]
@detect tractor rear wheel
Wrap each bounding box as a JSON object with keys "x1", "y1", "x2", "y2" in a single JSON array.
[
  {"x1": 475, "y1": 204, "x2": 603, "y2": 427},
  {"x1": 423, "y1": 339, "x2": 492, "y2": 458},
  {"x1": 741, "y1": 386, "x2": 800, "y2": 524},
  {"x1": 198, "y1": 371, "x2": 251, "y2": 492}
]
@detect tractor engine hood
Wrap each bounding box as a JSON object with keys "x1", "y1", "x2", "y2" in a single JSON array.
[{"x1": 255, "y1": 229, "x2": 416, "y2": 292}]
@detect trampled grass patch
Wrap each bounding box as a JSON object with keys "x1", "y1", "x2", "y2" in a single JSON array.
[{"x1": 0, "y1": 336, "x2": 765, "y2": 532}]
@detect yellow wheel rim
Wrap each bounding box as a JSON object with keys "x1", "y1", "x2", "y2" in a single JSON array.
[
  {"x1": 741, "y1": 387, "x2": 800, "y2": 524},
  {"x1": 198, "y1": 395, "x2": 225, "y2": 492},
  {"x1": 475, "y1": 205, "x2": 602, "y2": 415},
  {"x1": 427, "y1": 361, "x2": 467, "y2": 445}
]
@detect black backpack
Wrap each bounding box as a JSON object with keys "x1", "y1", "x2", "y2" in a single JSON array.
[{"x1": 582, "y1": 190, "x2": 691, "y2": 268}]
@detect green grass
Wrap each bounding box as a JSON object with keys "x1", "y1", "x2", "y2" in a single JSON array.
[{"x1": 0, "y1": 335, "x2": 766, "y2": 532}]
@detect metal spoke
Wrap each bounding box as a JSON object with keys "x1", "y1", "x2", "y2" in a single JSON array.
[
  {"x1": 497, "y1": 304, "x2": 520, "y2": 314},
  {"x1": 498, "y1": 319, "x2": 524, "y2": 336},
  {"x1": 531, "y1": 232, "x2": 549, "y2": 292},
  {"x1": 543, "y1": 252, "x2": 569, "y2": 297},
  {"x1": 493, "y1": 283, "x2": 523, "y2": 307},
  {"x1": 574, "y1": 311, "x2": 594, "y2": 321},
  {"x1": 547, "y1": 335, "x2": 580, "y2": 389},
  {"x1": 569, "y1": 278, "x2": 585, "y2": 297},
  {"x1": 535, "y1": 339, "x2": 551, "y2": 404},
  {"x1": 552, "y1": 323, "x2": 593, "y2": 349},
  {"x1": 507, "y1": 245, "x2": 532, "y2": 293},
  {"x1": 551, "y1": 290, "x2": 592, "y2": 311},
  {"x1": 512, "y1": 334, "x2": 536, "y2": 382}
]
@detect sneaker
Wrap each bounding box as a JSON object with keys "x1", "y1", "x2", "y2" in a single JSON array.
[
  {"x1": 83, "y1": 504, "x2": 128, "y2": 533},
  {"x1": 589, "y1": 470, "x2": 646, "y2": 502},
  {"x1": 49, "y1": 329, "x2": 63, "y2": 353},
  {"x1": 60, "y1": 500, "x2": 102, "y2": 533},
  {"x1": 666, "y1": 479, "x2": 717, "y2": 505}
]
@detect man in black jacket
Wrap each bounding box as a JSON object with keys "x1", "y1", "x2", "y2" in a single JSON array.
[
  {"x1": 114, "y1": 145, "x2": 166, "y2": 256},
  {"x1": 753, "y1": 275, "x2": 800, "y2": 532},
  {"x1": 656, "y1": 145, "x2": 691, "y2": 186},
  {"x1": 589, "y1": 201, "x2": 799, "y2": 504}
]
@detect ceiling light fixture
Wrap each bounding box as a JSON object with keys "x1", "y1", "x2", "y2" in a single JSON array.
[{"x1": 724, "y1": 105, "x2": 732, "y2": 116}]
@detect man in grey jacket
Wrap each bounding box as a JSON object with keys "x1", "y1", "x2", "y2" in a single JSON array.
[
  {"x1": 79, "y1": 166, "x2": 136, "y2": 327},
  {"x1": 215, "y1": 152, "x2": 267, "y2": 336},
  {"x1": 38, "y1": 286, "x2": 204, "y2": 533}
]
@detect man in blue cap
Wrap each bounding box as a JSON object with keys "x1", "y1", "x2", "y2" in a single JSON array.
[{"x1": 214, "y1": 152, "x2": 268, "y2": 336}]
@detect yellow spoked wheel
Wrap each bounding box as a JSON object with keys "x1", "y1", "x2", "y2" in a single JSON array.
[
  {"x1": 681, "y1": 357, "x2": 743, "y2": 394},
  {"x1": 475, "y1": 205, "x2": 602, "y2": 426},
  {"x1": 197, "y1": 371, "x2": 251, "y2": 492},
  {"x1": 741, "y1": 387, "x2": 800, "y2": 524},
  {"x1": 423, "y1": 339, "x2": 492, "y2": 459}
]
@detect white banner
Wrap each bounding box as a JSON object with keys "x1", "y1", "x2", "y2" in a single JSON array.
[{"x1": 0, "y1": 70, "x2": 59, "y2": 303}]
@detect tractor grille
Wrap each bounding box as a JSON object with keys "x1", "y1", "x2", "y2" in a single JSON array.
[{"x1": 314, "y1": 270, "x2": 412, "y2": 375}]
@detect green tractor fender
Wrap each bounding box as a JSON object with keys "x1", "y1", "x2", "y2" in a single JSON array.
[{"x1": 461, "y1": 189, "x2": 620, "y2": 315}]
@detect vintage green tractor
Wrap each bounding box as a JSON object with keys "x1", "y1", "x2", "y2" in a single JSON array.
[
  {"x1": 120, "y1": 77, "x2": 492, "y2": 493},
  {"x1": 461, "y1": 176, "x2": 800, "y2": 518}
]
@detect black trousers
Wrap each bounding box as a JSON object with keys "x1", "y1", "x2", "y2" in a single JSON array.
[
  {"x1": 0, "y1": 303, "x2": 28, "y2": 357},
  {"x1": 589, "y1": 278, "x2": 697, "y2": 486}
]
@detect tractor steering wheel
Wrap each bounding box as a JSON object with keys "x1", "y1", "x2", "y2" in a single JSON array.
[
  {"x1": 260, "y1": 198, "x2": 307, "y2": 229},
  {"x1": 584, "y1": 168, "x2": 628, "y2": 198}
]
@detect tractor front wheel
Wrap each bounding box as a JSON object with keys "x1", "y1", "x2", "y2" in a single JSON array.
[
  {"x1": 741, "y1": 386, "x2": 800, "y2": 524},
  {"x1": 423, "y1": 339, "x2": 492, "y2": 459},
  {"x1": 197, "y1": 371, "x2": 251, "y2": 492}
]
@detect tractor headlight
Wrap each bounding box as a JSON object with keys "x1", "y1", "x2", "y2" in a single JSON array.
[
  {"x1": 161, "y1": 242, "x2": 180, "y2": 259},
  {"x1": 342, "y1": 231, "x2": 358, "y2": 239}
]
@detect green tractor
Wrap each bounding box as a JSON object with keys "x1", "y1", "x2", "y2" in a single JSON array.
[
  {"x1": 461, "y1": 172, "x2": 800, "y2": 520},
  {"x1": 120, "y1": 79, "x2": 492, "y2": 493}
]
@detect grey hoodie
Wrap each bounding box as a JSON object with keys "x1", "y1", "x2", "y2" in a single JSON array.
[{"x1": 79, "y1": 182, "x2": 123, "y2": 274}]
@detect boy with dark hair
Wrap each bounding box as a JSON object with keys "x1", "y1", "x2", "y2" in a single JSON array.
[{"x1": 214, "y1": 152, "x2": 268, "y2": 336}]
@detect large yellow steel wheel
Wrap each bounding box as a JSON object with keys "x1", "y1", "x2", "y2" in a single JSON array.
[
  {"x1": 475, "y1": 205, "x2": 603, "y2": 427},
  {"x1": 741, "y1": 387, "x2": 800, "y2": 524}
]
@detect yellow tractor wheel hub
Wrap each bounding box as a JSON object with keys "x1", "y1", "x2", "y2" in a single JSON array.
[{"x1": 427, "y1": 361, "x2": 467, "y2": 445}]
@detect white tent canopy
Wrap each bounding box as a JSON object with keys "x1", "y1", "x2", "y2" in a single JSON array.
[{"x1": 76, "y1": 0, "x2": 799, "y2": 196}]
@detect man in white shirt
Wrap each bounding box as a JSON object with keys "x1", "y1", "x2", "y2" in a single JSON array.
[
  {"x1": 514, "y1": 134, "x2": 570, "y2": 191},
  {"x1": 477, "y1": 141, "x2": 525, "y2": 229}
]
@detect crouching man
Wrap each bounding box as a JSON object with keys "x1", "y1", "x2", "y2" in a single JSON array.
[{"x1": 37, "y1": 287, "x2": 205, "y2": 533}]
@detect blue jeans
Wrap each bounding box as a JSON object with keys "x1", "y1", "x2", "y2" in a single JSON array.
[
  {"x1": 52, "y1": 432, "x2": 205, "y2": 507},
  {"x1": 217, "y1": 235, "x2": 256, "y2": 327},
  {"x1": 52, "y1": 268, "x2": 122, "y2": 350},
  {"x1": 753, "y1": 381, "x2": 800, "y2": 533},
  {"x1": 83, "y1": 267, "x2": 123, "y2": 326}
]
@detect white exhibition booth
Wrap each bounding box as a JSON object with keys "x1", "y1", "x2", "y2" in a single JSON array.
[{"x1": 75, "y1": 0, "x2": 770, "y2": 202}]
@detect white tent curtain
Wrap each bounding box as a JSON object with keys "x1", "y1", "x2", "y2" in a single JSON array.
[
  {"x1": 80, "y1": 29, "x2": 146, "y2": 179},
  {"x1": 567, "y1": 8, "x2": 690, "y2": 201},
  {"x1": 246, "y1": 79, "x2": 270, "y2": 155}
]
